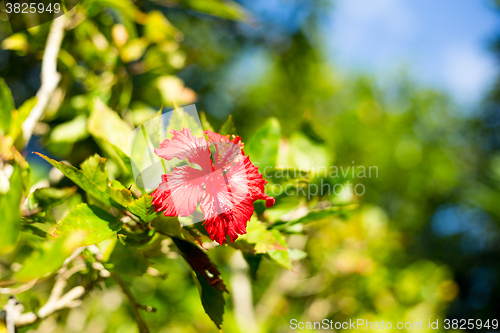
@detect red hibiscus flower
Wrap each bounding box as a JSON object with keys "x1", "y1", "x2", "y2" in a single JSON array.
[{"x1": 151, "y1": 128, "x2": 275, "y2": 244}]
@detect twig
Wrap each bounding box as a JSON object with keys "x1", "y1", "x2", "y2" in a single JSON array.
[
  {"x1": 22, "y1": 14, "x2": 66, "y2": 145},
  {"x1": 10, "y1": 248, "x2": 87, "y2": 328},
  {"x1": 6, "y1": 297, "x2": 16, "y2": 333},
  {"x1": 112, "y1": 273, "x2": 156, "y2": 333},
  {"x1": 0, "y1": 279, "x2": 38, "y2": 295}
]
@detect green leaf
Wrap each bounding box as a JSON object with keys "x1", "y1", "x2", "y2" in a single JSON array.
[
  {"x1": 117, "y1": 228, "x2": 155, "y2": 247},
  {"x1": 236, "y1": 217, "x2": 291, "y2": 270},
  {"x1": 144, "y1": 10, "x2": 182, "y2": 43},
  {"x1": 88, "y1": 98, "x2": 133, "y2": 155},
  {"x1": 32, "y1": 187, "x2": 78, "y2": 207},
  {"x1": 54, "y1": 203, "x2": 122, "y2": 246},
  {"x1": 152, "y1": 215, "x2": 182, "y2": 237},
  {"x1": 242, "y1": 253, "x2": 263, "y2": 280},
  {"x1": 81, "y1": 154, "x2": 108, "y2": 192},
  {"x1": 245, "y1": 117, "x2": 281, "y2": 171},
  {"x1": 194, "y1": 270, "x2": 226, "y2": 329},
  {"x1": 15, "y1": 234, "x2": 84, "y2": 282},
  {"x1": 36, "y1": 153, "x2": 112, "y2": 206},
  {"x1": 1, "y1": 33, "x2": 28, "y2": 52},
  {"x1": 172, "y1": 237, "x2": 227, "y2": 329},
  {"x1": 107, "y1": 180, "x2": 134, "y2": 208},
  {"x1": 272, "y1": 204, "x2": 358, "y2": 230},
  {"x1": 128, "y1": 195, "x2": 156, "y2": 223},
  {"x1": 107, "y1": 140, "x2": 134, "y2": 176},
  {"x1": 219, "y1": 115, "x2": 236, "y2": 136},
  {"x1": 9, "y1": 97, "x2": 37, "y2": 142},
  {"x1": 21, "y1": 224, "x2": 49, "y2": 238},
  {"x1": 166, "y1": 106, "x2": 203, "y2": 139},
  {"x1": 267, "y1": 229, "x2": 291, "y2": 270},
  {"x1": 50, "y1": 115, "x2": 89, "y2": 143},
  {"x1": 0, "y1": 78, "x2": 14, "y2": 135},
  {"x1": 185, "y1": 0, "x2": 248, "y2": 21},
  {"x1": 0, "y1": 166, "x2": 22, "y2": 256},
  {"x1": 277, "y1": 132, "x2": 331, "y2": 171},
  {"x1": 200, "y1": 112, "x2": 214, "y2": 132},
  {"x1": 239, "y1": 218, "x2": 286, "y2": 253},
  {"x1": 108, "y1": 241, "x2": 149, "y2": 276}
]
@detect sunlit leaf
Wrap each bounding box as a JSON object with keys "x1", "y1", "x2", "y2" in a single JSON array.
[
  {"x1": 166, "y1": 106, "x2": 203, "y2": 139},
  {"x1": 266, "y1": 229, "x2": 291, "y2": 270},
  {"x1": 9, "y1": 97, "x2": 37, "y2": 142},
  {"x1": 15, "y1": 234, "x2": 84, "y2": 282},
  {"x1": 144, "y1": 10, "x2": 182, "y2": 43},
  {"x1": 107, "y1": 180, "x2": 134, "y2": 208},
  {"x1": 1, "y1": 33, "x2": 28, "y2": 53},
  {"x1": 81, "y1": 154, "x2": 108, "y2": 192},
  {"x1": 272, "y1": 204, "x2": 358, "y2": 229},
  {"x1": 0, "y1": 78, "x2": 14, "y2": 135},
  {"x1": 236, "y1": 217, "x2": 291, "y2": 269},
  {"x1": 50, "y1": 115, "x2": 89, "y2": 143},
  {"x1": 219, "y1": 115, "x2": 236, "y2": 136},
  {"x1": 200, "y1": 111, "x2": 214, "y2": 131},
  {"x1": 277, "y1": 132, "x2": 331, "y2": 171},
  {"x1": 185, "y1": 0, "x2": 248, "y2": 21},
  {"x1": 107, "y1": 140, "x2": 134, "y2": 176},
  {"x1": 0, "y1": 166, "x2": 22, "y2": 256},
  {"x1": 32, "y1": 187, "x2": 78, "y2": 208},
  {"x1": 121, "y1": 38, "x2": 149, "y2": 63},
  {"x1": 88, "y1": 98, "x2": 133, "y2": 155},
  {"x1": 128, "y1": 194, "x2": 156, "y2": 223},
  {"x1": 36, "y1": 153, "x2": 112, "y2": 206},
  {"x1": 245, "y1": 117, "x2": 281, "y2": 171},
  {"x1": 54, "y1": 203, "x2": 122, "y2": 246}
]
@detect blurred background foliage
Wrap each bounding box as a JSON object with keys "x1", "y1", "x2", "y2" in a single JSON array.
[{"x1": 1, "y1": 0, "x2": 499, "y2": 332}]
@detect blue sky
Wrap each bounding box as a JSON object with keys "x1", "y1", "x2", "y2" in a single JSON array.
[{"x1": 323, "y1": 0, "x2": 500, "y2": 105}]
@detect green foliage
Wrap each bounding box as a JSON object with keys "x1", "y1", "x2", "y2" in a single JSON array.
[
  {"x1": 9, "y1": 97, "x2": 37, "y2": 143},
  {"x1": 36, "y1": 153, "x2": 112, "y2": 206},
  {"x1": 128, "y1": 195, "x2": 156, "y2": 223},
  {"x1": 108, "y1": 241, "x2": 149, "y2": 276},
  {"x1": 0, "y1": 78, "x2": 14, "y2": 134},
  {"x1": 32, "y1": 187, "x2": 77, "y2": 207},
  {"x1": 166, "y1": 106, "x2": 203, "y2": 139},
  {"x1": 218, "y1": 115, "x2": 237, "y2": 136},
  {"x1": 107, "y1": 180, "x2": 134, "y2": 207},
  {"x1": 81, "y1": 154, "x2": 108, "y2": 192},
  {"x1": 88, "y1": 98, "x2": 133, "y2": 155},
  {"x1": 54, "y1": 203, "x2": 122, "y2": 246},
  {"x1": 245, "y1": 117, "x2": 281, "y2": 171},
  {"x1": 0, "y1": 0, "x2": 479, "y2": 331},
  {"x1": 235, "y1": 217, "x2": 291, "y2": 269},
  {"x1": 172, "y1": 237, "x2": 227, "y2": 329},
  {"x1": 0, "y1": 167, "x2": 22, "y2": 256},
  {"x1": 15, "y1": 234, "x2": 84, "y2": 282}
]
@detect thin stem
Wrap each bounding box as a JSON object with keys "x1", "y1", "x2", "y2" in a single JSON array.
[{"x1": 111, "y1": 273, "x2": 156, "y2": 333}]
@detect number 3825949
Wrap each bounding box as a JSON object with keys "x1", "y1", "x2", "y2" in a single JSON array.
[{"x1": 5, "y1": 2, "x2": 61, "y2": 14}]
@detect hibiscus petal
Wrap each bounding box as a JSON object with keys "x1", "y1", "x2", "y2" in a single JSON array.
[
  {"x1": 225, "y1": 155, "x2": 275, "y2": 208},
  {"x1": 202, "y1": 197, "x2": 255, "y2": 244},
  {"x1": 151, "y1": 165, "x2": 205, "y2": 217},
  {"x1": 155, "y1": 128, "x2": 213, "y2": 173},
  {"x1": 205, "y1": 130, "x2": 243, "y2": 170},
  {"x1": 200, "y1": 169, "x2": 255, "y2": 244}
]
